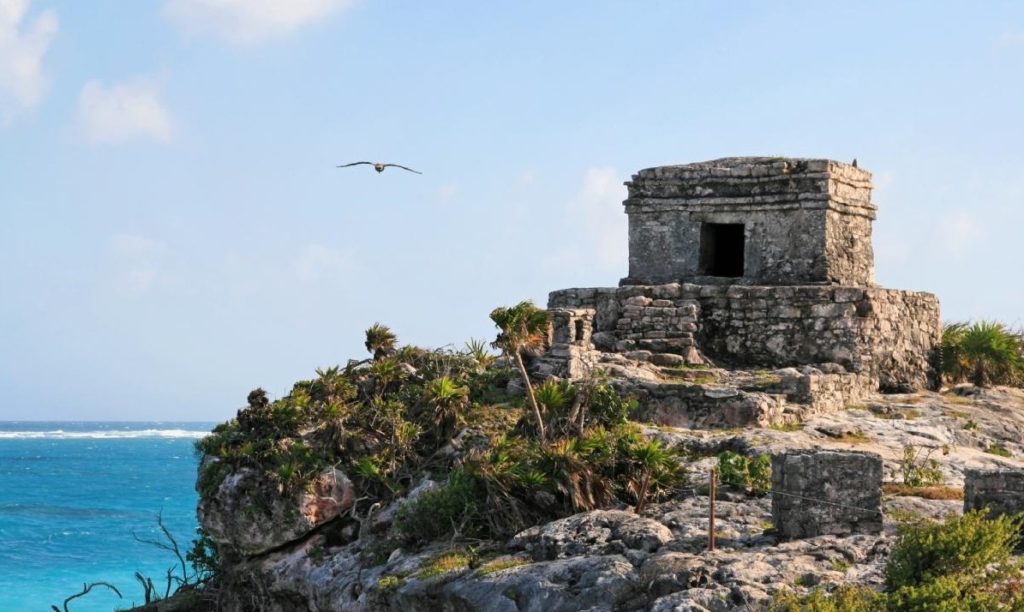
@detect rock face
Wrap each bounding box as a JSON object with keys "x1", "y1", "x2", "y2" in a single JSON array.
[
  {"x1": 195, "y1": 387, "x2": 1024, "y2": 611},
  {"x1": 198, "y1": 464, "x2": 354, "y2": 556},
  {"x1": 964, "y1": 468, "x2": 1024, "y2": 518},
  {"x1": 771, "y1": 450, "x2": 883, "y2": 539}
]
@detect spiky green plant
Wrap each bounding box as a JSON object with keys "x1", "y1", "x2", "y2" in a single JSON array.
[
  {"x1": 424, "y1": 376, "x2": 469, "y2": 440},
  {"x1": 365, "y1": 323, "x2": 398, "y2": 360},
  {"x1": 941, "y1": 321, "x2": 1024, "y2": 387},
  {"x1": 490, "y1": 301, "x2": 551, "y2": 440},
  {"x1": 534, "y1": 379, "x2": 575, "y2": 422},
  {"x1": 536, "y1": 437, "x2": 612, "y2": 512},
  {"x1": 625, "y1": 439, "x2": 680, "y2": 512},
  {"x1": 464, "y1": 338, "x2": 496, "y2": 372}
]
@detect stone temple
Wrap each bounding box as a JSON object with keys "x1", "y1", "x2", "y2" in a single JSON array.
[{"x1": 539, "y1": 157, "x2": 941, "y2": 428}]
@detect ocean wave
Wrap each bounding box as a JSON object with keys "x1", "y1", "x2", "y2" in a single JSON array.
[{"x1": 0, "y1": 429, "x2": 210, "y2": 440}]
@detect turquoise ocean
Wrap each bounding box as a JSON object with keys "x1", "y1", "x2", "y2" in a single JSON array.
[{"x1": 0, "y1": 422, "x2": 214, "y2": 612}]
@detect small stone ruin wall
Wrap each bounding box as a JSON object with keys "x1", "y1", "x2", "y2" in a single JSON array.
[
  {"x1": 548, "y1": 282, "x2": 940, "y2": 392},
  {"x1": 964, "y1": 469, "x2": 1024, "y2": 519},
  {"x1": 771, "y1": 450, "x2": 883, "y2": 539}
]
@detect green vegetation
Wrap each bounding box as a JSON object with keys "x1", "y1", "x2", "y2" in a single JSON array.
[
  {"x1": 194, "y1": 305, "x2": 688, "y2": 570},
  {"x1": 417, "y1": 550, "x2": 472, "y2": 579},
  {"x1": 986, "y1": 444, "x2": 1013, "y2": 458},
  {"x1": 770, "y1": 421, "x2": 803, "y2": 432},
  {"x1": 941, "y1": 321, "x2": 1024, "y2": 387},
  {"x1": 898, "y1": 443, "x2": 944, "y2": 488},
  {"x1": 717, "y1": 451, "x2": 771, "y2": 496},
  {"x1": 375, "y1": 575, "x2": 405, "y2": 595},
  {"x1": 489, "y1": 301, "x2": 551, "y2": 440},
  {"x1": 476, "y1": 557, "x2": 531, "y2": 576},
  {"x1": 773, "y1": 511, "x2": 1024, "y2": 611}
]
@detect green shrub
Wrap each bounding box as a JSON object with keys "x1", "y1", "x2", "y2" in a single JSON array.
[
  {"x1": 942, "y1": 321, "x2": 1024, "y2": 387},
  {"x1": 771, "y1": 585, "x2": 883, "y2": 611},
  {"x1": 718, "y1": 451, "x2": 771, "y2": 496},
  {"x1": 777, "y1": 512, "x2": 1024, "y2": 611},
  {"x1": 884, "y1": 510, "x2": 1023, "y2": 590},
  {"x1": 986, "y1": 444, "x2": 1012, "y2": 458},
  {"x1": 394, "y1": 472, "x2": 482, "y2": 543},
  {"x1": 587, "y1": 383, "x2": 635, "y2": 427},
  {"x1": 899, "y1": 443, "x2": 943, "y2": 488}
]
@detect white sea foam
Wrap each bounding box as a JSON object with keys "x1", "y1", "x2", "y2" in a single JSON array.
[{"x1": 0, "y1": 429, "x2": 210, "y2": 440}]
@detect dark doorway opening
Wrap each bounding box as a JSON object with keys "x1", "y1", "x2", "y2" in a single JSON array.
[{"x1": 699, "y1": 223, "x2": 745, "y2": 277}]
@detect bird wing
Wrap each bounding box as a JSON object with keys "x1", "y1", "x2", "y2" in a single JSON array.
[
  {"x1": 337, "y1": 161, "x2": 374, "y2": 168},
  {"x1": 381, "y1": 163, "x2": 423, "y2": 175}
]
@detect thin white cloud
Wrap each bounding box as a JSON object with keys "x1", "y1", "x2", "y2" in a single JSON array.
[
  {"x1": 995, "y1": 31, "x2": 1024, "y2": 49},
  {"x1": 567, "y1": 167, "x2": 628, "y2": 270},
  {"x1": 294, "y1": 244, "x2": 351, "y2": 283},
  {"x1": 541, "y1": 167, "x2": 627, "y2": 275},
  {"x1": 933, "y1": 210, "x2": 983, "y2": 255},
  {"x1": 77, "y1": 79, "x2": 174, "y2": 144},
  {"x1": 110, "y1": 234, "x2": 171, "y2": 293},
  {"x1": 519, "y1": 170, "x2": 538, "y2": 185},
  {"x1": 437, "y1": 183, "x2": 459, "y2": 201},
  {"x1": 163, "y1": 0, "x2": 354, "y2": 45},
  {"x1": 0, "y1": 0, "x2": 58, "y2": 120}
]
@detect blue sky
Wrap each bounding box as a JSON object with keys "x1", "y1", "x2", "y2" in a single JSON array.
[{"x1": 1, "y1": 0, "x2": 1022, "y2": 421}]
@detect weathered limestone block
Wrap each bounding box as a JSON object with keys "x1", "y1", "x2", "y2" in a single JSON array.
[
  {"x1": 771, "y1": 450, "x2": 882, "y2": 538},
  {"x1": 964, "y1": 469, "x2": 1024, "y2": 518},
  {"x1": 198, "y1": 463, "x2": 355, "y2": 556}
]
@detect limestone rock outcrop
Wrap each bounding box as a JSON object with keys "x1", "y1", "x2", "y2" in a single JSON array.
[{"x1": 198, "y1": 463, "x2": 354, "y2": 556}]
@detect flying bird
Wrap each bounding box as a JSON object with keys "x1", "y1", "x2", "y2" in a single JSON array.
[{"x1": 337, "y1": 161, "x2": 422, "y2": 175}]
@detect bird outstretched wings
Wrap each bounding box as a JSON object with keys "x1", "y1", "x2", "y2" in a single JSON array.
[{"x1": 336, "y1": 161, "x2": 423, "y2": 175}]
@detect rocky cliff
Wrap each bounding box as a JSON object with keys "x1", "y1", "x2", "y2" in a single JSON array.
[{"x1": 185, "y1": 342, "x2": 1024, "y2": 612}]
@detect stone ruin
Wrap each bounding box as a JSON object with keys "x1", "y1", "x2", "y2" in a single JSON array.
[
  {"x1": 539, "y1": 157, "x2": 941, "y2": 427},
  {"x1": 771, "y1": 450, "x2": 883, "y2": 539},
  {"x1": 964, "y1": 469, "x2": 1024, "y2": 520}
]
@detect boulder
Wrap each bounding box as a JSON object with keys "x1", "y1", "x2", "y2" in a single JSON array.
[
  {"x1": 510, "y1": 509, "x2": 673, "y2": 561},
  {"x1": 199, "y1": 464, "x2": 354, "y2": 556}
]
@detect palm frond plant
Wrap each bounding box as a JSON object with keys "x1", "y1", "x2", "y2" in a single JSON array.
[
  {"x1": 490, "y1": 301, "x2": 551, "y2": 440},
  {"x1": 622, "y1": 439, "x2": 679, "y2": 513},
  {"x1": 365, "y1": 323, "x2": 398, "y2": 360},
  {"x1": 534, "y1": 379, "x2": 575, "y2": 431},
  {"x1": 941, "y1": 321, "x2": 1024, "y2": 387},
  {"x1": 536, "y1": 437, "x2": 612, "y2": 513}
]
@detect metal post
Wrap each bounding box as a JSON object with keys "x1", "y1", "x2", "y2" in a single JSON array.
[{"x1": 709, "y1": 467, "x2": 716, "y2": 552}]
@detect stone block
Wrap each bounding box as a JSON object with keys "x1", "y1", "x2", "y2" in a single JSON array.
[
  {"x1": 771, "y1": 450, "x2": 882, "y2": 539},
  {"x1": 964, "y1": 469, "x2": 1024, "y2": 519}
]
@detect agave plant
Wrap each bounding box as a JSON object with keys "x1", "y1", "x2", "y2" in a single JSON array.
[
  {"x1": 464, "y1": 338, "x2": 496, "y2": 372},
  {"x1": 365, "y1": 323, "x2": 398, "y2": 360},
  {"x1": 490, "y1": 301, "x2": 551, "y2": 440}
]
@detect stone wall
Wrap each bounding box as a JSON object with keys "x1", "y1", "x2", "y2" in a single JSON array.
[
  {"x1": 964, "y1": 469, "x2": 1024, "y2": 518},
  {"x1": 548, "y1": 282, "x2": 940, "y2": 392},
  {"x1": 622, "y1": 158, "x2": 876, "y2": 286},
  {"x1": 771, "y1": 450, "x2": 883, "y2": 539},
  {"x1": 693, "y1": 285, "x2": 940, "y2": 391}
]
